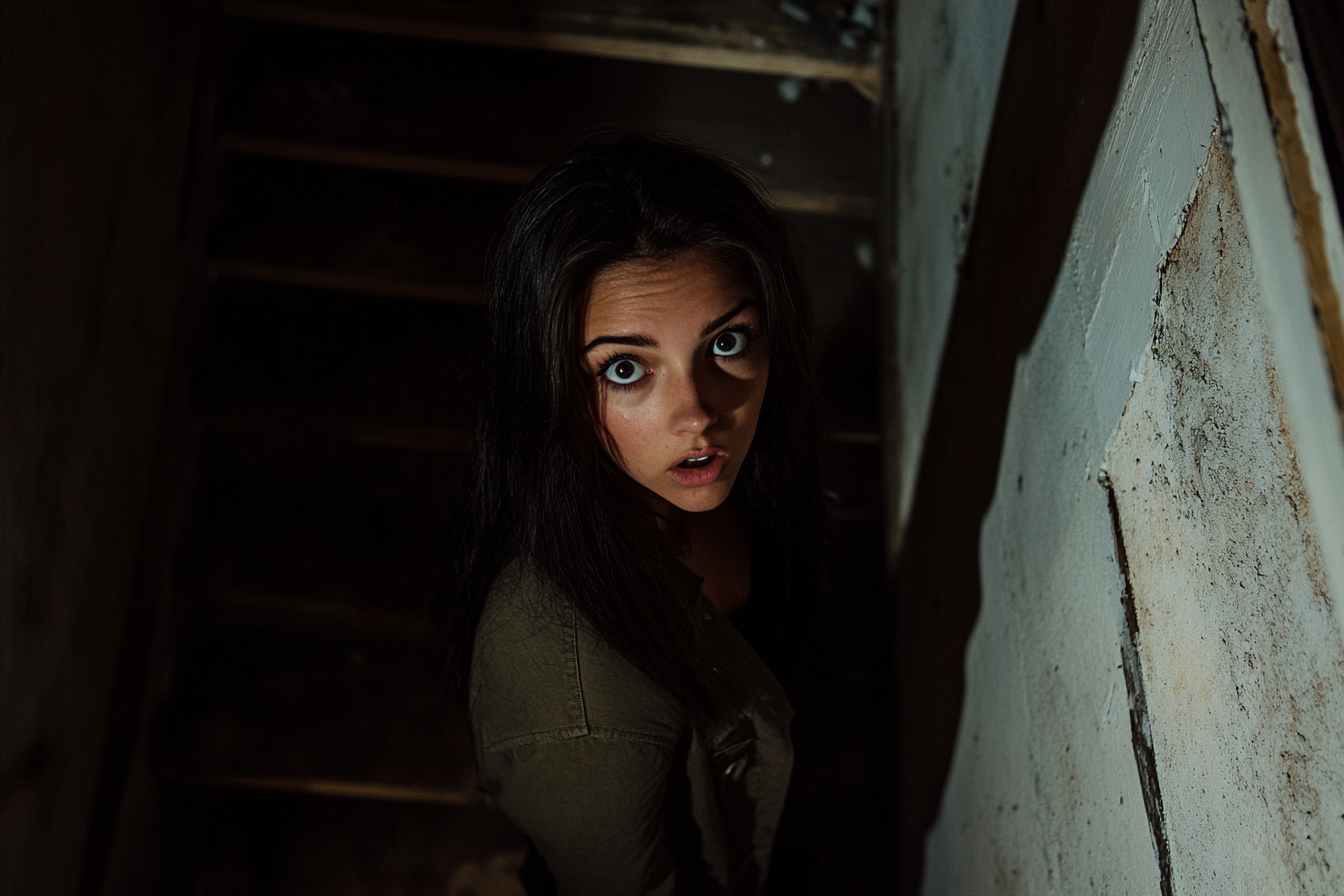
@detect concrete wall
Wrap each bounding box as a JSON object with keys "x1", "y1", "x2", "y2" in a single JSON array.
[
  {"x1": 911, "y1": 0, "x2": 1344, "y2": 890},
  {"x1": 0, "y1": 4, "x2": 204, "y2": 893}
]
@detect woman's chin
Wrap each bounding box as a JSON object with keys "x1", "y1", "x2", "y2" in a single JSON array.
[{"x1": 660, "y1": 480, "x2": 734, "y2": 514}]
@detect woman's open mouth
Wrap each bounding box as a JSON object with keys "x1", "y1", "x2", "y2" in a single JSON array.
[{"x1": 669, "y1": 451, "x2": 726, "y2": 487}]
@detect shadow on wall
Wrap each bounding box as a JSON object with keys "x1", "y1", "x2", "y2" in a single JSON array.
[{"x1": 892, "y1": 0, "x2": 1145, "y2": 892}]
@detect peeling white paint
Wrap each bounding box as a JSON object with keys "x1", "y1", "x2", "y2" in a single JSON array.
[
  {"x1": 890, "y1": 0, "x2": 1018, "y2": 546},
  {"x1": 923, "y1": 0, "x2": 1219, "y2": 890}
]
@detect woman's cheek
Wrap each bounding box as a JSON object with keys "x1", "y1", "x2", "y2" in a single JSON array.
[{"x1": 603, "y1": 402, "x2": 656, "y2": 465}]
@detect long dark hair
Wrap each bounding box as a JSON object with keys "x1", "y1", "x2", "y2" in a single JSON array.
[{"x1": 439, "y1": 133, "x2": 826, "y2": 717}]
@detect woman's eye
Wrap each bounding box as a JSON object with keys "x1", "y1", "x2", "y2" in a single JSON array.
[
  {"x1": 602, "y1": 357, "x2": 647, "y2": 385},
  {"x1": 713, "y1": 330, "x2": 748, "y2": 357}
]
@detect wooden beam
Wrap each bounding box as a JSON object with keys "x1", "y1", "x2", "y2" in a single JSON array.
[
  {"x1": 218, "y1": 132, "x2": 538, "y2": 184},
  {"x1": 1245, "y1": 0, "x2": 1344, "y2": 415},
  {"x1": 768, "y1": 188, "x2": 875, "y2": 219},
  {"x1": 209, "y1": 258, "x2": 487, "y2": 304},
  {"x1": 203, "y1": 588, "x2": 428, "y2": 639},
  {"x1": 222, "y1": 0, "x2": 882, "y2": 97},
  {"x1": 200, "y1": 410, "x2": 476, "y2": 453},
  {"x1": 160, "y1": 771, "x2": 491, "y2": 806},
  {"x1": 219, "y1": 132, "x2": 875, "y2": 218},
  {"x1": 348, "y1": 422, "x2": 475, "y2": 452}
]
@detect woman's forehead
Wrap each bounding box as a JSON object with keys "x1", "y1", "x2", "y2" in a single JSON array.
[{"x1": 585, "y1": 252, "x2": 754, "y2": 329}]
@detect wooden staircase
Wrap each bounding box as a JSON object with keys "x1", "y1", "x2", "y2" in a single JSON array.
[{"x1": 151, "y1": 2, "x2": 886, "y2": 892}]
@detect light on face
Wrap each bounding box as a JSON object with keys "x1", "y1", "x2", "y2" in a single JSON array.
[{"x1": 582, "y1": 252, "x2": 769, "y2": 514}]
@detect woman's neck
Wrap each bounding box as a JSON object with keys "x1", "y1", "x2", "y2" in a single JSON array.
[{"x1": 670, "y1": 496, "x2": 752, "y2": 617}]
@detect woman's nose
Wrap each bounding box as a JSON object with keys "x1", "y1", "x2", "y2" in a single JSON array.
[{"x1": 669, "y1": 369, "x2": 717, "y2": 434}]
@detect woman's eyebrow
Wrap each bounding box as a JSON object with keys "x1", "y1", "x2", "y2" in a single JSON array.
[
  {"x1": 583, "y1": 333, "x2": 657, "y2": 353},
  {"x1": 582, "y1": 299, "x2": 758, "y2": 353},
  {"x1": 699, "y1": 300, "x2": 758, "y2": 337}
]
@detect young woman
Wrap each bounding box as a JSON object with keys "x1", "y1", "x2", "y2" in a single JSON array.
[{"x1": 440, "y1": 134, "x2": 827, "y2": 895}]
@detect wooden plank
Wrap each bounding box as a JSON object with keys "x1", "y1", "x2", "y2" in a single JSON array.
[
  {"x1": 154, "y1": 631, "x2": 481, "y2": 806},
  {"x1": 198, "y1": 280, "x2": 483, "y2": 429},
  {"x1": 186, "y1": 429, "x2": 457, "y2": 622},
  {"x1": 222, "y1": 132, "x2": 874, "y2": 218},
  {"x1": 767, "y1": 189, "x2": 875, "y2": 219},
  {"x1": 275, "y1": 800, "x2": 526, "y2": 896},
  {"x1": 200, "y1": 409, "x2": 475, "y2": 453},
  {"x1": 154, "y1": 780, "x2": 527, "y2": 895},
  {"x1": 348, "y1": 422, "x2": 474, "y2": 452},
  {"x1": 210, "y1": 259, "x2": 486, "y2": 304},
  {"x1": 216, "y1": 29, "x2": 875, "y2": 216},
  {"x1": 222, "y1": 0, "x2": 882, "y2": 96},
  {"x1": 161, "y1": 771, "x2": 488, "y2": 806},
  {"x1": 219, "y1": 132, "x2": 537, "y2": 184},
  {"x1": 210, "y1": 156, "x2": 503, "y2": 303},
  {"x1": 201, "y1": 587, "x2": 427, "y2": 639}
]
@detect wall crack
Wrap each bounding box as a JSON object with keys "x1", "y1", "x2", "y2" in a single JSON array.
[{"x1": 1104, "y1": 481, "x2": 1176, "y2": 896}]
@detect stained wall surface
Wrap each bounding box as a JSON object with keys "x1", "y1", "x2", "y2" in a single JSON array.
[
  {"x1": 919, "y1": 0, "x2": 1344, "y2": 890},
  {"x1": 1110, "y1": 136, "x2": 1344, "y2": 893}
]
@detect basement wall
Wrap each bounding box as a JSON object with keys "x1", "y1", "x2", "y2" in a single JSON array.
[{"x1": 919, "y1": 0, "x2": 1344, "y2": 891}]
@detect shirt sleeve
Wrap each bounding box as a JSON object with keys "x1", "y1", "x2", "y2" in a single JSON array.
[{"x1": 482, "y1": 732, "x2": 679, "y2": 896}]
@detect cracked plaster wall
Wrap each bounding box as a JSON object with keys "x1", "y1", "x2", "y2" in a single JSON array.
[{"x1": 922, "y1": 0, "x2": 1344, "y2": 889}]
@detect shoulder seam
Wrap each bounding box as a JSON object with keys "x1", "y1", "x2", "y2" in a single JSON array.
[{"x1": 482, "y1": 724, "x2": 680, "y2": 752}]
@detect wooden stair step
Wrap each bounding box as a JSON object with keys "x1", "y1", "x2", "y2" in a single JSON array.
[
  {"x1": 209, "y1": 156, "x2": 507, "y2": 304},
  {"x1": 218, "y1": 23, "x2": 875, "y2": 216},
  {"x1": 186, "y1": 428, "x2": 456, "y2": 629},
  {"x1": 201, "y1": 409, "x2": 475, "y2": 453},
  {"x1": 210, "y1": 259, "x2": 487, "y2": 304},
  {"x1": 206, "y1": 156, "x2": 881, "y2": 306},
  {"x1": 222, "y1": 0, "x2": 883, "y2": 95},
  {"x1": 154, "y1": 629, "x2": 480, "y2": 805},
  {"x1": 162, "y1": 788, "x2": 527, "y2": 896},
  {"x1": 276, "y1": 798, "x2": 526, "y2": 895},
  {"x1": 198, "y1": 587, "x2": 427, "y2": 640},
  {"x1": 196, "y1": 281, "x2": 483, "y2": 427},
  {"x1": 219, "y1": 132, "x2": 875, "y2": 218}
]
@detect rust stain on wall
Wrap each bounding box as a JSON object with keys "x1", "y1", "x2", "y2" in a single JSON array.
[{"x1": 1242, "y1": 0, "x2": 1344, "y2": 415}]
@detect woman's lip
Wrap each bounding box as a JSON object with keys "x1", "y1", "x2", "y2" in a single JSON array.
[
  {"x1": 668, "y1": 453, "x2": 727, "y2": 488},
  {"x1": 671, "y1": 447, "x2": 725, "y2": 465}
]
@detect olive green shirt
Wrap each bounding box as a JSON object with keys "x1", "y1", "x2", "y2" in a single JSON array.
[{"x1": 469, "y1": 559, "x2": 794, "y2": 895}]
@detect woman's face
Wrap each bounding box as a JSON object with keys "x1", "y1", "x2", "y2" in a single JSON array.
[{"x1": 582, "y1": 251, "x2": 769, "y2": 514}]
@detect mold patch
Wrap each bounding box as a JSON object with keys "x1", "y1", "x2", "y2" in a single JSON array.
[{"x1": 1108, "y1": 129, "x2": 1344, "y2": 891}]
